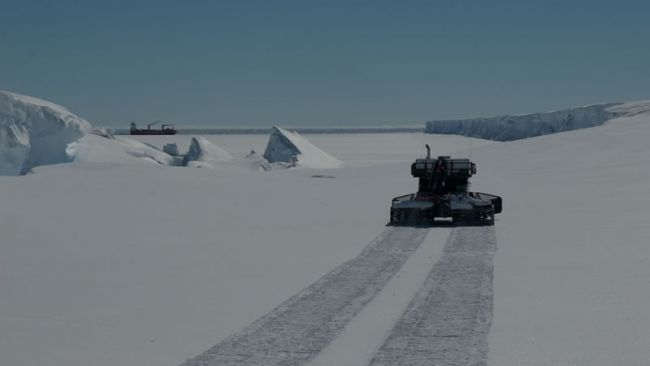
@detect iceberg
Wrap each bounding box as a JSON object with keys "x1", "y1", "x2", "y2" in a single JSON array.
[
  {"x1": 182, "y1": 137, "x2": 233, "y2": 168},
  {"x1": 0, "y1": 91, "x2": 91, "y2": 175},
  {"x1": 263, "y1": 126, "x2": 343, "y2": 169},
  {"x1": 163, "y1": 143, "x2": 180, "y2": 156}
]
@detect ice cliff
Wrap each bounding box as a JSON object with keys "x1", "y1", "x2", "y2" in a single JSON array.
[
  {"x1": 263, "y1": 126, "x2": 343, "y2": 169},
  {"x1": 0, "y1": 91, "x2": 91, "y2": 175},
  {"x1": 424, "y1": 103, "x2": 635, "y2": 141}
]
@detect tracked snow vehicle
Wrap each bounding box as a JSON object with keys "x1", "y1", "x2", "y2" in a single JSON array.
[{"x1": 389, "y1": 145, "x2": 502, "y2": 226}]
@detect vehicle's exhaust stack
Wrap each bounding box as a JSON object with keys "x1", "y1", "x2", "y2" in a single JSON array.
[{"x1": 425, "y1": 144, "x2": 431, "y2": 159}]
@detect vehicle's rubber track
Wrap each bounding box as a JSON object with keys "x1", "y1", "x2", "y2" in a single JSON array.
[
  {"x1": 180, "y1": 227, "x2": 429, "y2": 366},
  {"x1": 368, "y1": 226, "x2": 497, "y2": 366}
]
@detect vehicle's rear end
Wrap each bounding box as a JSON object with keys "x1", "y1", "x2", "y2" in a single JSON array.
[{"x1": 389, "y1": 146, "x2": 502, "y2": 226}]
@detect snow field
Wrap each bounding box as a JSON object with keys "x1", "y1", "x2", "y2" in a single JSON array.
[
  {"x1": 1, "y1": 131, "x2": 489, "y2": 366},
  {"x1": 2, "y1": 93, "x2": 650, "y2": 366},
  {"x1": 470, "y1": 113, "x2": 650, "y2": 365},
  {"x1": 181, "y1": 227, "x2": 430, "y2": 366},
  {"x1": 132, "y1": 132, "x2": 492, "y2": 168}
]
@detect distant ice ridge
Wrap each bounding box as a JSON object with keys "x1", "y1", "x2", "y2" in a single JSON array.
[
  {"x1": 425, "y1": 101, "x2": 650, "y2": 141},
  {"x1": 263, "y1": 126, "x2": 343, "y2": 169},
  {"x1": 0, "y1": 91, "x2": 91, "y2": 175}
]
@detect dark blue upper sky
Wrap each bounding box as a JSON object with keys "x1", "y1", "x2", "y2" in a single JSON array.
[{"x1": 1, "y1": 0, "x2": 649, "y2": 127}]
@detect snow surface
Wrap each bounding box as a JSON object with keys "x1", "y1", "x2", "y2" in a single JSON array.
[
  {"x1": 263, "y1": 126, "x2": 343, "y2": 169},
  {"x1": 308, "y1": 228, "x2": 450, "y2": 366},
  {"x1": 368, "y1": 226, "x2": 496, "y2": 366},
  {"x1": 129, "y1": 132, "x2": 491, "y2": 168},
  {"x1": 424, "y1": 101, "x2": 646, "y2": 141},
  {"x1": 67, "y1": 134, "x2": 175, "y2": 166},
  {"x1": 0, "y1": 132, "x2": 483, "y2": 366},
  {"x1": 605, "y1": 99, "x2": 650, "y2": 117},
  {"x1": 0, "y1": 91, "x2": 91, "y2": 175},
  {"x1": 2, "y1": 104, "x2": 650, "y2": 366},
  {"x1": 181, "y1": 227, "x2": 431, "y2": 366},
  {"x1": 472, "y1": 109, "x2": 650, "y2": 366}
]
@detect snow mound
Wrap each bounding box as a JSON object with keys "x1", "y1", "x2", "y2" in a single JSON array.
[
  {"x1": 89, "y1": 127, "x2": 115, "y2": 139},
  {"x1": 424, "y1": 102, "x2": 641, "y2": 141},
  {"x1": 182, "y1": 137, "x2": 233, "y2": 168},
  {"x1": 263, "y1": 126, "x2": 343, "y2": 169},
  {"x1": 0, "y1": 91, "x2": 91, "y2": 175},
  {"x1": 66, "y1": 135, "x2": 175, "y2": 166},
  {"x1": 605, "y1": 100, "x2": 650, "y2": 117},
  {"x1": 114, "y1": 137, "x2": 175, "y2": 165},
  {"x1": 245, "y1": 150, "x2": 272, "y2": 171}
]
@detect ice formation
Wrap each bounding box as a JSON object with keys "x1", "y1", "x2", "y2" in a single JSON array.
[
  {"x1": 182, "y1": 137, "x2": 233, "y2": 168},
  {"x1": 0, "y1": 90, "x2": 184, "y2": 173},
  {"x1": 245, "y1": 150, "x2": 272, "y2": 171},
  {"x1": 89, "y1": 127, "x2": 115, "y2": 139},
  {"x1": 0, "y1": 91, "x2": 91, "y2": 175},
  {"x1": 163, "y1": 143, "x2": 180, "y2": 156},
  {"x1": 64, "y1": 134, "x2": 175, "y2": 166},
  {"x1": 114, "y1": 138, "x2": 175, "y2": 165},
  {"x1": 263, "y1": 126, "x2": 343, "y2": 169},
  {"x1": 425, "y1": 103, "x2": 631, "y2": 141}
]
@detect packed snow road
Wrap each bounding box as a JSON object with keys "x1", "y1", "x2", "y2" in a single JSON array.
[
  {"x1": 180, "y1": 227, "x2": 429, "y2": 366},
  {"x1": 369, "y1": 226, "x2": 497, "y2": 366},
  {"x1": 180, "y1": 226, "x2": 497, "y2": 366}
]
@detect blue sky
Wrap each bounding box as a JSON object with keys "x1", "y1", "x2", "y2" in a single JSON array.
[{"x1": 1, "y1": 0, "x2": 649, "y2": 127}]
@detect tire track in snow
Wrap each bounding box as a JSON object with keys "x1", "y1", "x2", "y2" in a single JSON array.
[
  {"x1": 307, "y1": 228, "x2": 450, "y2": 366},
  {"x1": 368, "y1": 226, "x2": 497, "y2": 366},
  {"x1": 180, "y1": 227, "x2": 429, "y2": 366}
]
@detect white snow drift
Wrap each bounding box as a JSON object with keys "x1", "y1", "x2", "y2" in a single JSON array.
[
  {"x1": 0, "y1": 91, "x2": 91, "y2": 175},
  {"x1": 425, "y1": 101, "x2": 650, "y2": 141},
  {"x1": 69, "y1": 134, "x2": 176, "y2": 166},
  {"x1": 263, "y1": 126, "x2": 343, "y2": 169}
]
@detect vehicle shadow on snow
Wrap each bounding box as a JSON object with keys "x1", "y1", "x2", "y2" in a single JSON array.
[{"x1": 386, "y1": 220, "x2": 496, "y2": 228}]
